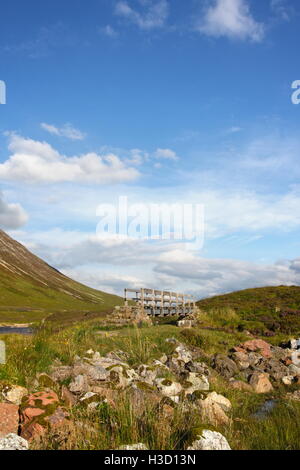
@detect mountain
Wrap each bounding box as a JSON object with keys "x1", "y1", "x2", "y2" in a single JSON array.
[
  {"x1": 0, "y1": 230, "x2": 121, "y2": 324},
  {"x1": 197, "y1": 286, "x2": 300, "y2": 335}
]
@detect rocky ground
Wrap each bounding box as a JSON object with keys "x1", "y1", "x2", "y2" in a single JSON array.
[{"x1": 0, "y1": 333, "x2": 300, "y2": 451}]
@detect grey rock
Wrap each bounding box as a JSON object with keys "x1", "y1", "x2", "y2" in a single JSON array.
[{"x1": 212, "y1": 354, "x2": 238, "y2": 379}]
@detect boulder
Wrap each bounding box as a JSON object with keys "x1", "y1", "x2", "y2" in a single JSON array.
[
  {"x1": 212, "y1": 355, "x2": 238, "y2": 379},
  {"x1": 174, "y1": 345, "x2": 193, "y2": 364},
  {"x1": 109, "y1": 365, "x2": 138, "y2": 389},
  {"x1": 50, "y1": 365, "x2": 73, "y2": 383},
  {"x1": 69, "y1": 375, "x2": 90, "y2": 395},
  {"x1": 282, "y1": 375, "x2": 294, "y2": 386},
  {"x1": 137, "y1": 365, "x2": 157, "y2": 385},
  {"x1": 291, "y1": 351, "x2": 300, "y2": 366},
  {"x1": 20, "y1": 390, "x2": 61, "y2": 441},
  {"x1": 155, "y1": 378, "x2": 182, "y2": 401},
  {"x1": 231, "y1": 352, "x2": 250, "y2": 370},
  {"x1": 0, "y1": 433, "x2": 29, "y2": 450},
  {"x1": 206, "y1": 391, "x2": 232, "y2": 413},
  {"x1": 72, "y1": 363, "x2": 109, "y2": 383},
  {"x1": 185, "y1": 361, "x2": 210, "y2": 375},
  {"x1": 261, "y1": 358, "x2": 289, "y2": 382},
  {"x1": 0, "y1": 403, "x2": 19, "y2": 438},
  {"x1": 288, "y1": 364, "x2": 300, "y2": 377},
  {"x1": 181, "y1": 372, "x2": 209, "y2": 394},
  {"x1": 1, "y1": 384, "x2": 28, "y2": 405},
  {"x1": 249, "y1": 372, "x2": 273, "y2": 393},
  {"x1": 187, "y1": 430, "x2": 231, "y2": 450},
  {"x1": 198, "y1": 394, "x2": 230, "y2": 427},
  {"x1": 289, "y1": 339, "x2": 300, "y2": 350},
  {"x1": 234, "y1": 339, "x2": 272, "y2": 359}
]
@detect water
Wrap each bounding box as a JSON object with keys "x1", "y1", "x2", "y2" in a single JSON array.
[
  {"x1": 0, "y1": 326, "x2": 33, "y2": 335},
  {"x1": 252, "y1": 400, "x2": 277, "y2": 420}
]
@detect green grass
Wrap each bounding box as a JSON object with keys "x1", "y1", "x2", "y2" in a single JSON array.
[{"x1": 0, "y1": 274, "x2": 121, "y2": 324}]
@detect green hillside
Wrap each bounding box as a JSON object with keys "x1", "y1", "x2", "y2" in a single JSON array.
[
  {"x1": 197, "y1": 286, "x2": 300, "y2": 335},
  {"x1": 0, "y1": 230, "x2": 121, "y2": 324}
]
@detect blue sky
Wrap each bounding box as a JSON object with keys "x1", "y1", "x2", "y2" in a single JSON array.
[{"x1": 1, "y1": 0, "x2": 300, "y2": 298}]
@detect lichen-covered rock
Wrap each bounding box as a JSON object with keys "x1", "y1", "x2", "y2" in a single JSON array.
[
  {"x1": 1, "y1": 384, "x2": 28, "y2": 405},
  {"x1": 137, "y1": 365, "x2": 157, "y2": 385},
  {"x1": 174, "y1": 345, "x2": 193, "y2": 364},
  {"x1": 181, "y1": 372, "x2": 209, "y2": 394},
  {"x1": 109, "y1": 365, "x2": 138, "y2": 389},
  {"x1": 20, "y1": 390, "x2": 61, "y2": 441},
  {"x1": 187, "y1": 430, "x2": 231, "y2": 450},
  {"x1": 36, "y1": 373, "x2": 56, "y2": 388},
  {"x1": 155, "y1": 378, "x2": 182, "y2": 401},
  {"x1": 0, "y1": 433, "x2": 29, "y2": 450}
]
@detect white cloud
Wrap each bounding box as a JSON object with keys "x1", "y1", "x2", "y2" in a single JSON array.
[
  {"x1": 227, "y1": 126, "x2": 242, "y2": 133},
  {"x1": 0, "y1": 191, "x2": 28, "y2": 229},
  {"x1": 99, "y1": 25, "x2": 119, "y2": 37},
  {"x1": 197, "y1": 0, "x2": 264, "y2": 42},
  {"x1": 0, "y1": 134, "x2": 140, "y2": 184},
  {"x1": 14, "y1": 227, "x2": 300, "y2": 298},
  {"x1": 154, "y1": 249, "x2": 300, "y2": 297},
  {"x1": 41, "y1": 122, "x2": 86, "y2": 140},
  {"x1": 115, "y1": 0, "x2": 169, "y2": 30},
  {"x1": 154, "y1": 148, "x2": 179, "y2": 160},
  {"x1": 270, "y1": 0, "x2": 292, "y2": 21}
]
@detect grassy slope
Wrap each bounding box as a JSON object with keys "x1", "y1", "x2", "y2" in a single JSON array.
[
  {"x1": 0, "y1": 230, "x2": 121, "y2": 323},
  {"x1": 198, "y1": 286, "x2": 300, "y2": 313},
  {"x1": 197, "y1": 285, "x2": 300, "y2": 335}
]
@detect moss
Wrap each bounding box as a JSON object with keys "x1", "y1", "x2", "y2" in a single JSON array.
[
  {"x1": 161, "y1": 379, "x2": 172, "y2": 387},
  {"x1": 136, "y1": 381, "x2": 156, "y2": 392}
]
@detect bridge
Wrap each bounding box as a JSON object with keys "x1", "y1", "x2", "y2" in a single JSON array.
[{"x1": 124, "y1": 288, "x2": 196, "y2": 317}]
